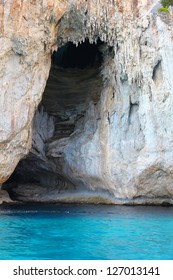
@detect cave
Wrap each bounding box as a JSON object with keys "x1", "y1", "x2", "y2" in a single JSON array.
[{"x1": 3, "y1": 39, "x2": 107, "y2": 202}]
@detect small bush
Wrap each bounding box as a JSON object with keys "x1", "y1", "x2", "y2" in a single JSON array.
[
  {"x1": 158, "y1": 7, "x2": 170, "y2": 13},
  {"x1": 161, "y1": 0, "x2": 173, "y2": 7}
]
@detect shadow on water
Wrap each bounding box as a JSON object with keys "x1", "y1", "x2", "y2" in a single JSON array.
[{"x1": 0, "y1": 203, "x2": 173, "y2": 217}]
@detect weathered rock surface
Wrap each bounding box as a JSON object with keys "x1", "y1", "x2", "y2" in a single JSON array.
[
  {"x1": 0, "y1": 190, "x2": 13, "y2": 204},
  {"x1": 1, "y1": 0, "x2": 173, "y2": 204},
  {"x1": 0, "y1": 0, "x2": 65, "y2": 183}
]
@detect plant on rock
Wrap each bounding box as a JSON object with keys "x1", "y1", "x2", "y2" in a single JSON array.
[
  {"x1": 158, "y1": 0, "x2": 173, "y2": 13},
  {"x1": 161, "y1": 0, "x2": 173, "y2": 8},
  {"x1": 158, "y1": 7, "x2": 170, "y2": 12}
]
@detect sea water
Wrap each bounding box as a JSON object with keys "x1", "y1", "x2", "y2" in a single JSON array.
[{"x1": 0, "y1": 203, "x2": 173, "y2": 260}]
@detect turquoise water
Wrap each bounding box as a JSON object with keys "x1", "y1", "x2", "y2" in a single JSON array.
[{"x1": 0, "y1": 203, "x2": 173, "y2": 260}]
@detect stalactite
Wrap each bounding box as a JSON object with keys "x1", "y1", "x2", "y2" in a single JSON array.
[{"x1": 56, "y1": 0, "x2": 139, "y2": 58}]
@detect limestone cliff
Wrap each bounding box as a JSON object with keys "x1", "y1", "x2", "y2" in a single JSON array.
[{"x1": 1, "y1": 0, "x2": 173, "y2": 204}]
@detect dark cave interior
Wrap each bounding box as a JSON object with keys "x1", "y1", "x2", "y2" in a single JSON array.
[{"x1": 52, "y1": 39, "x2": 103, "y2": 69}]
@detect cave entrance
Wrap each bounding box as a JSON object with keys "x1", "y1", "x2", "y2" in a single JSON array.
[
  {"x1": 42, "y1": 38, "x2": 103, "y2": 139},
  {"x1": 3, "y1": 39, "x2": 105, "y2": 202}
]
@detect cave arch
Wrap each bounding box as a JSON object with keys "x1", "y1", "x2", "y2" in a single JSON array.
[{"x1": 3, "y1": 38, "x2": 111, "y2": 202}]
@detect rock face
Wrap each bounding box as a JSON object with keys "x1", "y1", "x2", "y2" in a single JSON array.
[
  {"x1": 1, "y1": 0, "x2": 173, "y2": 204},
  {"x1": 0, "y1": 0, "x2": 66, "y2": 184},
  {"x1": 0, "y1": 190, "x2": 12, "y2": 204}
]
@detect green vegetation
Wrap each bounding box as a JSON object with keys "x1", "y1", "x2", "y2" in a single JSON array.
[
  {"x1": 158, "y1": 7, "x2": 170, "y2": 12},
  {"x1": 158, "y1": 0, "x2": 173, "y2": 13},
  {"x1": 161, "y1": 0, "x2": 173, "y2": 8}
]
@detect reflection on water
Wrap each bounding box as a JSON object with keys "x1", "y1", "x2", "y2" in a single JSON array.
[{"x1": 0, "y1": 203, "x2": 173, "y2": 260}]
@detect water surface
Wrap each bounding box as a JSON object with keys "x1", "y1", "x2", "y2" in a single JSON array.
[{"x1": 0, "y1": 203, "x2": 173, "y2": 260}]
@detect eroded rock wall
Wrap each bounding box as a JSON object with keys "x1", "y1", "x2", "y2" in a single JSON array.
[
  {"x1": 1, "y1": 0, "x2": 173, "y2": 204},
  {"x1": 56, "y1": 15, "x2": 173, "y2": 202},
  {"x1": 0, "y1": 0, "x2": 66, "y2": 183}
]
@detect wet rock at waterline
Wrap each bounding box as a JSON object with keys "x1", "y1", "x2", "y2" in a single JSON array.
[{"x1": 1, "y1": 0, "x2": 173, "y2": 204}]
